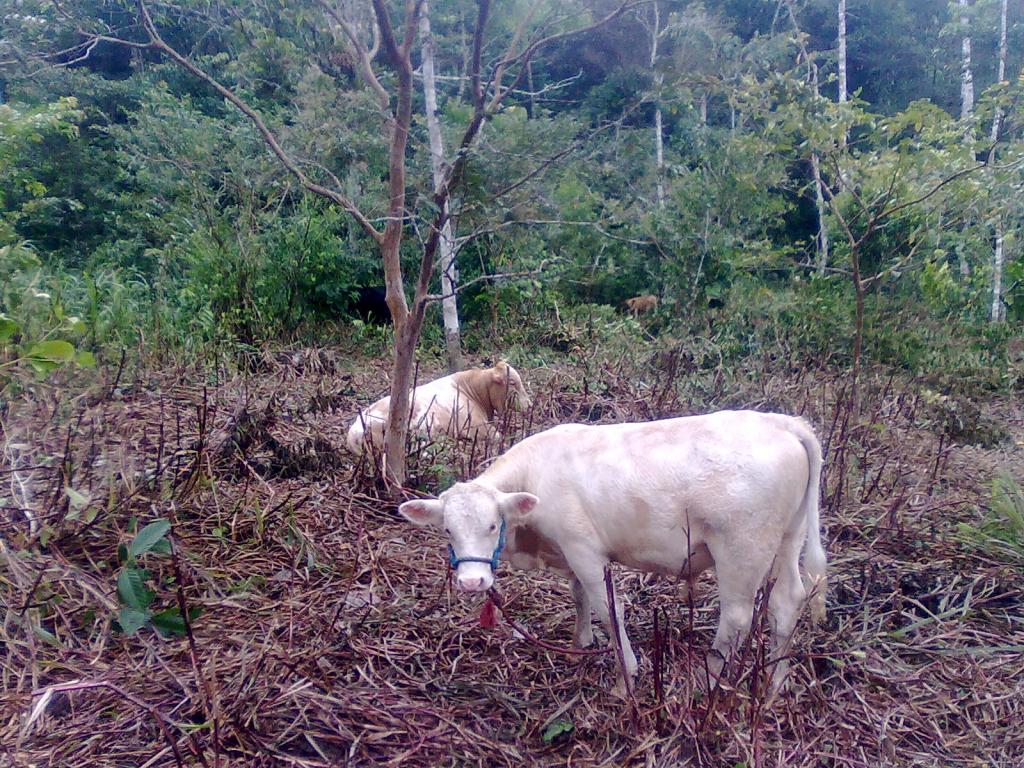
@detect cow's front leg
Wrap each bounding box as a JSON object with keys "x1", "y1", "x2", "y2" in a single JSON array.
[
  {"x1": 566, "y1": 551, "x2": 637, "y2": 696},
  {"x1": 570, "y1": 576, "x2": 593, "y2": 648}
]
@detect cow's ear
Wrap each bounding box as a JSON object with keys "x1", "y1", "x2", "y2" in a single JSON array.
[
  {"x1": 498, "y1": 492, "x2": 538, "y2": 521},
  {"x1": 399, "y1": 498, "x2": 444, "y2": 527},
  {"x1": 491, "y1": 360, "x2": 509, "y2": 383}
]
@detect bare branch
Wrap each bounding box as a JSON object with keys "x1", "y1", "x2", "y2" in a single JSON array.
[
  {"x1": 424, "y1": 260, "x2": 550, "y2": 302},
  {"x1": 318, "y1": 0, "x2": 390, "y2": 112},
  {"x1": 876, "y1": 159, "x2": 990, "y2": 223},
  {"x1": 487, "y1": 1, "x2": 644, "y2": 112},
  {"x1": 132, "y1": 0, "x2": 383, "y2": 244}
]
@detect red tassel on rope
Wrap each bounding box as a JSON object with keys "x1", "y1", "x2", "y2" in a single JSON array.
[{"x1": 479, "y1": 597, "x2": 499, "y2": 628}]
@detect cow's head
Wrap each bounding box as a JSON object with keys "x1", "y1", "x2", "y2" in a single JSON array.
[
  {"x1": 491, "y1": 360, "x2": 531, "y2": 414},
  {"x1": 399, "y1": 483, "x2": 538, "y2": 592}
]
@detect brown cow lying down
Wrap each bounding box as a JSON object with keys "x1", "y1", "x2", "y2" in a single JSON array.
[
  {"x1": 346, "y1": 361, "x2": 530, "y2": 454},
  {"x1": 625, "y1": 294, "x2": 658, "y2": 316},
  {"x1": 400, "y1": 410, "x2": 827, "y2": 694}
]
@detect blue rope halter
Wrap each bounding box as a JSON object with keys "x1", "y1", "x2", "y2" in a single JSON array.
[{"x1": 448, "y1": 517, "x2": 507, "y2": 572}]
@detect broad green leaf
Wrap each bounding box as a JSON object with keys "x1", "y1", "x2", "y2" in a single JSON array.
[
  {"x1": 150, "y1": 538, "x2": 172, "y2": 555},
  {"x1": 66, "y1": 486, "x2": 89, "y2": 510},
  {"x1": 28, "y1": 358, "x2": 60, "y2": 375},
  {"x1": 129, "y1": 519, "x2": 171, "y2": 558},
  {"x1": 541, "y1": 718, "x2": 573, "y2": 744},
  {"x1": 117, "y1": 565, "x2": 154, "y2": 610},
  {"x1": 0, "y1": 314, "x2": 18, "y2": 342},
  {"x1": 75, "y1": 350, "x2": 96, "y2": 367},
  {"x1": 151, "y1": 606, "x2": 201, "y2": 637},
  {"x1": 118, "y1": 606, "x2": 151, "y2": 635},
  {"x1": 28, "y1": 340, "x2": 75, "y2": 363}
]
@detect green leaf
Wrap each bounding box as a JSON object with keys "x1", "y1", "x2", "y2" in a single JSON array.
[
  {"x1": 151, "y1": 606, "x2": 201, "y2": 637},
  {"x1": 150, "y1": 538, "x2": 172, "y2": 555},
  {"x1": 541, "y1": 718, "x2": 573, "y2": 744},
  {"x1": 118, "y1": 606, "x2": 151, "y2": 635},
  {"x1": 28, "y1": 340, "x2": 75, "y2": 363},
  {"x1": 27, "y1": 358, "x2": 60, "y2": 375},
  {"x1": 66, "y1": 486, "x2": 89, "y2": 510},
  {"x1": 129, "y1": 519, "x2": 171, "y2": 558},
  {"x1": 32, "y1": 624, "x2": 63, "y2": 647},
  {"x1": 117, "y1": 565, "x2": 154, "y2": 610},
  {"x1": 75, "y1": 350, "x2": 96, "y2": 368},
  {"x1": 0, "y1": 314, "x2": 18, "y2": 342}
]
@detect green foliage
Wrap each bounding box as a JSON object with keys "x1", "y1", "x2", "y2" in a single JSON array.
[
  {"x1": 541, "y1": 718, "x2": 574, "y2": 744},
  {"x1": 958, "y1": 475, "x2": 1024, "y2": 564},
  {"x1": 0, "y1": 0, "x2": 1020, "y2": 380},
  {"x1": 114, "y1": 520, "x2": 198, "y2": 637}
]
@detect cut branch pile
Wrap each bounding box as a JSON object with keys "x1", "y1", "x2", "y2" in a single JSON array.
[{"x1": 1, "y1": 348, "x2": 1022, "y2": 766}]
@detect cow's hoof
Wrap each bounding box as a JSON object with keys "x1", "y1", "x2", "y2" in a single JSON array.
[{"x1": 609, "y1": 676, "x2": 635, "y2": 700}]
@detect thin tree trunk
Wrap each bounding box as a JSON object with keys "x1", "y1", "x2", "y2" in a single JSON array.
[
  {"x1": 650, "y1": 3, "x2": 665, "y2": 209},
  {"x1": 991, "y1": 0, "x2": 1007, "y2": 142},
  {"x1": 811, "y1": 63, "x2": 830, "y2": 275},
  {"x1": 960, "y1": 0, "x2": 974, "y2": 120},
  {"x1": 699, "y1": 92, "x2": 708, "y2": 124},
  {"x1": 838, "y1": 0, "x2": 847, "y2": 103},
  {"x1": 989, "y1": 0, "x2": 1008, "y2": 324},
  {"x1": 812, "y1": 154, "x2": 830, "y2": 275},
  {"x1": 420, "y1": 1, "x2": 463, "y2": 373},
  {"x1": 991, "y1": 223, "x2": 1005, "y2": 322}
]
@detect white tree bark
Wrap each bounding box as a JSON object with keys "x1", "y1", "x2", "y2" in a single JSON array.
[
  {"x1": 420, "y1": 1, "x2": 463, "y2": 372},
  {"x1": 991, "y1": 0, "x2": 1008, "y2": 141},
  {"x1": 650, "y1": 3, "x2": 665, "y2": 209},
  {"x1": 960, "y1": 0, "x2": 974, "y2": 120},
  {"x1": 811, "y1": 64, "x2": 829, "y2": 275},
  {"x1": 989, "y1": 0, "x2": 1008, "y2": 323},
  {"x1": 812, "y1": 153, "x2": 830, "y2": 275},
  {"x1": 837, "y1": 0, "x2": 847, "y2": 103},
  {"x1": 991, "y1": 224, "x2": 1005, "y2": 322}
]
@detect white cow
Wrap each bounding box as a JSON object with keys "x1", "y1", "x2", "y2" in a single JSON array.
[
  {"x1": 346, "y1": 361, "x2": 531, "y2": 454},
  {"x1": 399, "y1": 410, "x2": 827, "y2": 693}
]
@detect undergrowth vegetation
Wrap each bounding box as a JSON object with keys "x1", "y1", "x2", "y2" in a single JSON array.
[{"x1": 2, "y1": 337, "x2": 1022, "y2": 766}]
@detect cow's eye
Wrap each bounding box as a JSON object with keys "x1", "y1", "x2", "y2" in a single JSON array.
[
  {"x1": 444, "y1": 528, "x2": 451, "y2": 536},
  {"x1": 489, "y1": 523, "x2": 497, "y2": 533}
]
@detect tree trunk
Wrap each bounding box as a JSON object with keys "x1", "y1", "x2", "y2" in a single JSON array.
[
  {"x1": 991, "y1": 222, "x2": 1005, "y2": 323},
  {"x1": 960, "y1": 0, "x2": 974, "y2": 120},
  {"x1": 989, "y1": 0, "x2": 1008, "y2": 324},
  {"x1": 811, "y1": 63, "x2": 830, "y2": 275},
  {"x1": 812, "y1": 153, "x2": 830, "y2": 275},
  {"x1": 650, "y1": 3, "x2": 665, "y2": 209},
  {"x1": 991, "y1": 0, "x2": 1007, "y2": 142},
  {"x1": 420, "y1": 1, "x2": 463, "y2": 373},
  {"x1": 838, "y1": 0, "x2": 847, "y2": 103}
]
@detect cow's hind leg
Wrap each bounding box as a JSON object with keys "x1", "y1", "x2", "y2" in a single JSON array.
[
  {"x1": 704, "y1": 543, "x2": 774, "y2": 688},
  {"x1": 571, "y1": 577, "x2": 594, "y2": 648},
  {"x1": 766, "y1": 533, "x2": 807, "y2": 694}
]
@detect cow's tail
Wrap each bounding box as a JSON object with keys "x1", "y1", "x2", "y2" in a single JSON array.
[{"x1": 792, "y1": 418, "x2": 827, "y2": 625}]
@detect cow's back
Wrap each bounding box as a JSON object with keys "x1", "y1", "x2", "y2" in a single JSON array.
[{"x1": 483, "y1": 411, "x2": 813, "y2": 575}]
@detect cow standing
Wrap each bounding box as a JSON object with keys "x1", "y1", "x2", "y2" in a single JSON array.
[{"x1": 400, "y1": 410, "x2": 827, "y2": 694}]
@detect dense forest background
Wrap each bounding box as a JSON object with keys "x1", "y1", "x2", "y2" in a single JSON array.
[
  {"x1": 4, "y1": 4, "x2": 1024, "y2": 765},
  {"x1": 2, "y1": 0, "x2": 1022, "y2": 383}
]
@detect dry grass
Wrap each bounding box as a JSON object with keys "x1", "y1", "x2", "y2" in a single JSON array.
[{"x1": 1, "y1": 347, "x2": 1022, "y2": 767}]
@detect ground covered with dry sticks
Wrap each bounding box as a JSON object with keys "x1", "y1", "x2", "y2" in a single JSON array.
[{"x1": 2, "y1": 347, "x2": 1023, "y2": 767}]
